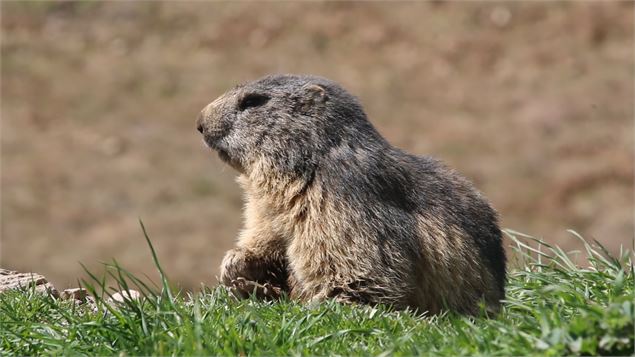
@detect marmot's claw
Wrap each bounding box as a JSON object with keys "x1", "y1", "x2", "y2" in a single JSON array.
[
  {"x1": 226, "y1": 277, "x2": 282, "y2": 300},
  {"x1": 231, "y1": 277, "x2": 247, "y2": 288}
]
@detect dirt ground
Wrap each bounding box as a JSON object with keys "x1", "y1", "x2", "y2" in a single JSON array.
[{"x1": 1, "y1": 2, "x2": 633, "y2": 290}]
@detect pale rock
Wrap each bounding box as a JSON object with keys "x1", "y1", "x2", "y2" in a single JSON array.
[
  {"x1": 61, "y1": 287, "x2": 88, "y2": 302},
  {"x1": 109, "y1": 289, "x2": 141, "y2": 303},
  {"x1": 0, "y1": 268, "x2": 59, "y2": 298}
]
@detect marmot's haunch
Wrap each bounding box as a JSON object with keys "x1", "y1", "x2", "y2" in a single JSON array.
[{"x1": 196, "y1": 74, "x2": 506, "y2": 314}]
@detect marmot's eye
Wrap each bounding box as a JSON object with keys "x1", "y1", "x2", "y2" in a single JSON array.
[{"x1": 239, "y1": 93, "x2": 270, "y2": 111}]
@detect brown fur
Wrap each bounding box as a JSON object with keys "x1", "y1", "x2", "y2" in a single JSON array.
[{"x1": 198, "y1": 74, "x2": 506, "y2": 314}]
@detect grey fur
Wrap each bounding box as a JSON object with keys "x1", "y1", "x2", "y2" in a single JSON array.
[{"x1": 196, "y1": 74, "x2": 506, "y2": 314}]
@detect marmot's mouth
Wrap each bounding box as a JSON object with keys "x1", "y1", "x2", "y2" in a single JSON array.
[
  {"x1": 203, "y1": 133, "x2": 221, "y2": 150},
  {"x1": 217, "y1": 148, "x2": 245, "y2": 173},
  {"x1": 202, "y1": 134, "x2": 230, "y2": 162},
  {"x1": 201, "y1": 131, "x2": 244, "y2": 173},
  {"x1": 217, "y1": 148, "x2": 231, "y2": 163}
]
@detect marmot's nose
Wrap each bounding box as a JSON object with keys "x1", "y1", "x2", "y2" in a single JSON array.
[{"x1": 196, "y1": 111, "x2": 205, "y2": 134}]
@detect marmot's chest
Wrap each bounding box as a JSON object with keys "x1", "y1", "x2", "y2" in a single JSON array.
[{"x1": 247, "y1": 177, "x2": 329, "y2": 237}]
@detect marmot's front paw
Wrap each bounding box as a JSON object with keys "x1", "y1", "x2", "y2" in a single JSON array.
[
  {"x1": 227, "y1": 277, "x2": 282, "y2": 300},
  {"x1": 220, "y1": 248, "x2": 274, "y2": 285},
  {"x1": 219, "y1": 248, "x2": 248, "y2": 285}
]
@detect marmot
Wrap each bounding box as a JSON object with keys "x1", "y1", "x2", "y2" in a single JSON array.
[{"x1": 196, "y1": 74, "x2": 506, "y2": 314}]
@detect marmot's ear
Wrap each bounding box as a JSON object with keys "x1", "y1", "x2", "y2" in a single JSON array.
[{"x1": 302, "y1": 84, "x2": 328, "y2": 104}]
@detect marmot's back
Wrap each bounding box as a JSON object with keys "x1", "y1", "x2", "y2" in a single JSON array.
[
  {"x1": 405, "y1": 153, "x2": 505, "y2": 312},
  {"x1": 197, "y1": 74, "x2": 506, "y2": 314},
  {"x1": 318, "y1": 144, "x2": 505, "y2": 313}
]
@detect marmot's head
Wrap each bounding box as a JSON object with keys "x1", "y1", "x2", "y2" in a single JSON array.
[{"x1": 196, "y1": 74, "x2": 382, "y2": 177}]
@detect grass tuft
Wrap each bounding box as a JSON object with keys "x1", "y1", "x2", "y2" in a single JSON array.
[{"x1": 1, "y1": 227, "x2": 632, "y2": 356}]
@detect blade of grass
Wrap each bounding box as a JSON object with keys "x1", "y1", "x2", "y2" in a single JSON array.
[{"x1": 139, "y1": 219, "x2": 174, "y2": 303}]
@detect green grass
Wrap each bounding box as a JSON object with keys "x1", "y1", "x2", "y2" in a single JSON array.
[{"x1": 1, "y1": 228, "x2": 633, "y2": 356}]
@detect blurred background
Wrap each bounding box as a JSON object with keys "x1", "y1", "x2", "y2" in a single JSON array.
[{"x1": 2, "y1": 1, "x2": 633, "y2": 290}]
